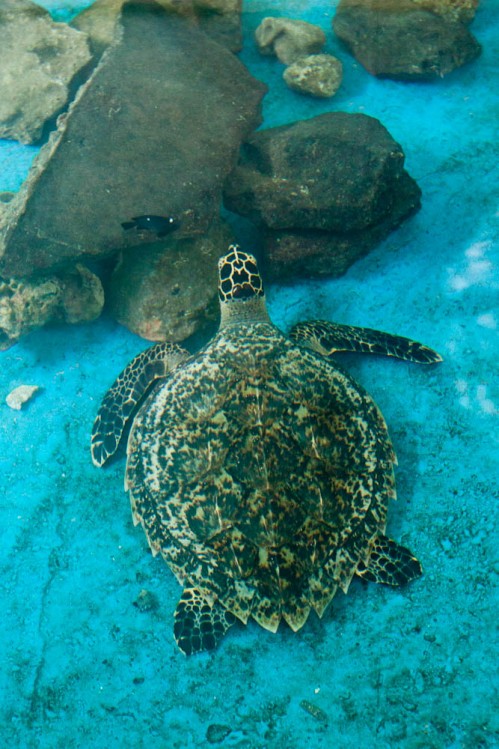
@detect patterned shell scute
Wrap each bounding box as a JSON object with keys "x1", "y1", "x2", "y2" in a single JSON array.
[{"x1": 126, "y1": 322, "x2": 395, "y2": 629}]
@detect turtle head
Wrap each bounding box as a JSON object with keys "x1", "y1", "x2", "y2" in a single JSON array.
[{"x1": 218, "y1": 245, "x2": 269, "y2": 328}]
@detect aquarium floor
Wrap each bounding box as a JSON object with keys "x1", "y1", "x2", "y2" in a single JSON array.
[{"x1": 0, "y1": 2, "x2": 497, "y2": 748}]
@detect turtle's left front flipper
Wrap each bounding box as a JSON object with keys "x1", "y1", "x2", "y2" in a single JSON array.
[
  {"x1": 91, "y1": 342, "x2": 190, "y2": 467},
  {"x1": 290, "y1": 321, "x2": 442, "y2": 364},
  {"x1": 356, "y1": 534, "x2": 422, "y2": 586}
]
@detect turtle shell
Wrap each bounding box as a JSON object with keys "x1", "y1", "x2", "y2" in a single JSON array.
[{"x1": 125, "y1": 320, "x2": 396, "y2": 633}]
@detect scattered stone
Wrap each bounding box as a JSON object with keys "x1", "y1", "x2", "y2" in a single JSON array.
[
  {"x1": 255, "y1": 17, "x2": 326, "y2": 64},
  {"x1": 224, "y1": 112, "x2": 421, "y2": 280},
  {"x1": 108, "y1": 220, "x2": 234, "y2": 342},
  {"x1": 6, "y1": 385, "x2": 40, "y2": 411},
  {"x1": 283, "y1": 54, "x2": 343, "y2": 98},
  {"x1": 0, "y1": 264, "x2": 104, "y2": 350},
  {"x1": 133, "y1": 589, "x2": 160, "y2": 613},
  {"x1": 412, "y1": 0, "x2": 479, "y2": 24},
  {"x1": 206, "y1": 724, "x2": 232, "y2": 744},
  {"x1": 73, "y1": 0, "x2": 242, "y2": 56},
  {"x1": 0, "y1": 1, "x2": 265, "y2": 280},
  {"x1": 0, "y1": 0, "x2": 92, "y2": 144},
  {"x1": 333, "y1": 0, "x2": 481, "y2": 80}
]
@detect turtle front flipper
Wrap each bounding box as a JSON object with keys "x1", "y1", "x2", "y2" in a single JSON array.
[
  {"x1": 91, "y1": 342, "x2": 190, "y2": 467},
  {"x1": 356, "y1": 534, "x2": 422, "y2": 586},
  {"x1": 290, "y1": 321, "x2": 442, "y2": 364},
  {"x1": 174, "y1": 588, "x2": 236, "y2": 655}
]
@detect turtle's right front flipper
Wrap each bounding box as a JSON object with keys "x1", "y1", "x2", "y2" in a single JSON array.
[
  {"x1": 290, "y1": 321, "x2": 442, "y2": 364},
  {"x1": 91, "y1": 342, "x2": 190, "y2": 467}
]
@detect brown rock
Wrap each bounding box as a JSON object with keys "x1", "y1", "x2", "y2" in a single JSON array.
[
  {"x1": 0, "y1": 264, "x2": 104, "y2": 350},
  {"x1": 108, "y1": 220, "x2": 234, "y2": 342},
  {"x1": 333, "y1": 0, "x2": 481, "y2": 80},
  {"x1": 0, "y1": 1, "x2": 265, "y2": 280},
  {"x1": 224, "y1": 112, "x2": 421, "y2": 280},
  {"x1": 0, "y1": 0, "x2": 92, "y2": 144}
]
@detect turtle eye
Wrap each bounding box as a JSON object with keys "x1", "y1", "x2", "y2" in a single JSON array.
[{"x1": 250, "y1": 275, "x2": 262, "y2": 292}]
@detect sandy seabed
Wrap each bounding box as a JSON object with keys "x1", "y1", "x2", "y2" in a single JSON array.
[{"x1": 0, "y1": 1, "x2": 497, "y2": 747}]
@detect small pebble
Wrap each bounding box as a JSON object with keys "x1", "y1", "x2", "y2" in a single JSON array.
[
  {"x1": 206, "y1": 723, "x2": 232, "y2": 744},
  {"x1": 132, "y1": 588, "x2": 159, "y2": 612},
  {"x1": 6, "y1": 385, "x2": 40, "y2": 410}
]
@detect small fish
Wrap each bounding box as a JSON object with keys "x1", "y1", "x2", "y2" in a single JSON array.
[
  {"x1": 121, "y1": 215, "x2": 179, "y2": 238},
  {"x1": 299, "y1": 700, "x2": 329, "y2": 725}
]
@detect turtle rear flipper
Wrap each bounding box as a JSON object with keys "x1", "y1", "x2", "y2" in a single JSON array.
[
  {"x1": 91, "y1": 342, "x2": 190, "y2": 467},
  {"x1": 290, "y1": 321, "x2": 442, "y2": 364},
  {"x1": 174, "y1": 588, "x2": 236, "y2": 655},
  {"x1": 356, "y1": 534, "x2": 422, "y2": 586}
]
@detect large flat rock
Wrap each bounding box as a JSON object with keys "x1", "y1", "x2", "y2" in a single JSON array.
[
  {"x1": 73, "y1": 0, "x2": 243, "y2": 56},
  {"x1": 0, "y1": 0, "x2": 265, "y2": 279}
]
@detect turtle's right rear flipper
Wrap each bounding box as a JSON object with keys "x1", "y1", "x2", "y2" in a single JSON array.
[
  {"x1": 356, "y1": 534, "x2": 422, "y2": 586},
  {"x1": 91, "y1": 342, "x2": 190, "y2": 467}
]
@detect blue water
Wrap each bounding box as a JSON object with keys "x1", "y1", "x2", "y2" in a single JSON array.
[{"x1": 0, "y1": 2, "x2": 497, "y2": 747}]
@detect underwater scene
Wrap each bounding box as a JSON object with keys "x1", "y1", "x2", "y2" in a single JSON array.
[{"x1": 0, "y1": 0, "x2": 497, "y2": 746}]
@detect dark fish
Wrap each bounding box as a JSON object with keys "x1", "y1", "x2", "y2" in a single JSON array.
[{"x1": 121, "y1": 215, "x2": 179, "y2": 238}]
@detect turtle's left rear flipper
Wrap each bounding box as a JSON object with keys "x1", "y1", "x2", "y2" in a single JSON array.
[
  {"x1": 174, "y1": 588, "x2": 236, "y2": 655},
  {"x1": 290, "y1": 321, "x2": 442, "y2": 364},
  {"x1": 91, "y1": 342, "x2": 190, "y2": 467},
  {"x1": 356, "y1": 534, "x2": 422, "y2": 586}
]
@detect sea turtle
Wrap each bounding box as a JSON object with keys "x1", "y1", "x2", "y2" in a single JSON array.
[{"x1": 91, "y1": 245, "x2": 442, "y2": 655}]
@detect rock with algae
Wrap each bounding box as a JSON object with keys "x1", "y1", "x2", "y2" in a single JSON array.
[
  {"x1": 0, "y1": 0, "x2": 92, "y2": 144},
  {"x1": 0, "y1": 0, "x2": 265, "y2": 280},
  {"x1": 0, "y1": 265, "x2": 104, "y2": 350}
]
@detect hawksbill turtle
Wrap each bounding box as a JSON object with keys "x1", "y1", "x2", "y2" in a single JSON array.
[{"x1": 91, "y1": 245, "x2": 441, "y2": 655}]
